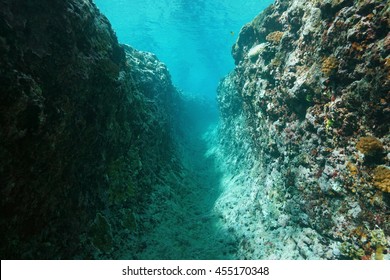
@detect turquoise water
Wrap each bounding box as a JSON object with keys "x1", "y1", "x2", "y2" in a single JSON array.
[
  {"x1": 92, "y1": 0, "x2": 274, "y2": 259},
  {"x1": 94, "y1": 0, "x2": 274, "y2": 98}
]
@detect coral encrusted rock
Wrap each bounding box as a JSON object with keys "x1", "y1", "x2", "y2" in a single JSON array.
[{"x1": 217, "y1": 0, "x2": 390, "y2": 259}]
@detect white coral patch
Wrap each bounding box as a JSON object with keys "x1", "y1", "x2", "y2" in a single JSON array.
[{"x1": 248, "y1": 43, "x2": 268, "y2": 59}]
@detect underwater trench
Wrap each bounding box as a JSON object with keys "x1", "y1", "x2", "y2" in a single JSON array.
[
  {"x1": 2, "y1": 0, "x2": 389, "y2": 261},
  {"x1": 130, "y1": 99, "x2": 239, "y2": 259},
  {"x1": 89, "y1": 0, "x2": 276, "y2": 260}
]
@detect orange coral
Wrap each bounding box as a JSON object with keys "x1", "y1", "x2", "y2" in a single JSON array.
[
  {"x1": 356, "y1": 136, "x2": 384, "y2": 157},
  {"x1": 321, "y1": 56, "x2": 338, "y2": 76},
  {"x1": 351, "y1": 42, "x2": 364, "y2": 52},
  {"x1": 372, "y1": 165, "x2": 390, "y2": 193},
  {"x1": 266, "y1": 31, "x2": 284, "y2": 44},
  {"x1": 385, "y1": 57, "x2": 390, "y2": 68}
]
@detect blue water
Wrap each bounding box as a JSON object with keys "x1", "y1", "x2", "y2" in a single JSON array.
[{"x1": 94, "y1": 0, "x2": 274, "y2": 99}]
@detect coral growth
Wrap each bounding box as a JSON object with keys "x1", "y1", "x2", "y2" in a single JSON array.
[
  {"x1": 372, "y1": 166, "x2": 390, "y2": 193},
  {"x1": 340, "y1": 242, "x2": 365, "y2": 260},
  {"x1": 346, "y1": 162, "x2": 358, "y2": 176},
  {"x1": 340, "y1": 227, "x2": 388, "y2": 260},
  {"x1": 356, "y1": 136, "x2": 384, "y2": 159},
  {"x1": 370, "y1": 229, "x2": 388, "y2": 260},
  {"x1": 321, "y1": 56, "x2": 338, "y2": 77},
  {"x1": 266, "y1": 31, "x2": 284, "y2": 44}
]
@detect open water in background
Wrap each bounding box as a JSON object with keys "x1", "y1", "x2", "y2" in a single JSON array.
[{"x1": 94, "y1": 0, "x2": 274, "y2": 99}]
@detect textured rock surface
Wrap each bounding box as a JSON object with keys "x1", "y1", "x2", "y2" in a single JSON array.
[
  {"x1": 217, "y1": 0, "x2": 389, "y2": 259},
  {"x1": 0, "y1": 0, "x2": 180, "y2": 259},
  {"x1": 2, "y1": 0, "x2": 389, "y2": 261}
]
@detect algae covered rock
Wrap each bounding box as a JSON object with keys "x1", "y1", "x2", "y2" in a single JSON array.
[
  {"x1": 89, "y1": 213, "x2": 113, "y2": 253},
  {"x1": 0, "y1": 0, "x2": 182, "y2": 259}
]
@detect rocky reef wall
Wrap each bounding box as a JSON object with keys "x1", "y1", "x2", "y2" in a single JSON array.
[
  {"x1": 0, "y1": 0, "x2": 181, "y2": 259},
  {"x1": 217, "y1": 0, "x2": 389, "y2": 259}
]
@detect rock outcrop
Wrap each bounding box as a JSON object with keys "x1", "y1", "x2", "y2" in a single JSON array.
[
  {"x1": 0, "y1": 0, "x2": 180, "y2": 259},
  {"x1": 217, "y1": 0, "x2": 389, "y2": 259}
]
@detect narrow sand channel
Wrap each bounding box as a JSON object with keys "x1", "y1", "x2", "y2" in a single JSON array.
[{"x1": 136, "y1": 121, "x2": 237, "y2": 259}]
